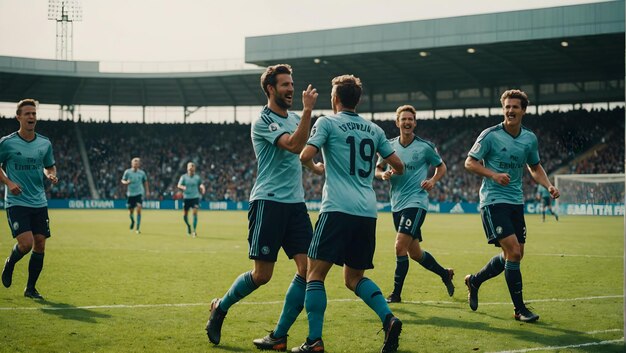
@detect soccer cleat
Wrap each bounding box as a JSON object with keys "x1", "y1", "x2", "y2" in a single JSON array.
[
  {"x1": 24, "y1": 287, "x2": 44, "y2": 299},
  {"x1": 253, "y1": 331, "x2": 287, "y2": 351},
  {"x1": 192, "y1": 232, "x2": 197, "y2": 238},
  {"x1": 464, "y1": 274, "x2": 479, "y2": 311},
  {"x1": 136, "y1": 230, "x2": 141, "y2": 234},
  {"x1": 385, "y1": 292, "x2": 401, "y2": 303},
  {"x1": 206, "y1": 298, "x2": 227, "y2": 344},
  {"x1": 555, "y1": 214, "x2": 559, "y2": 221},
  {"x1": 442, "y1": 268, "x2": 455, "y2": 297},
  {"x1": 2, "y1": 257, "x2": 14, "y2": 288},
  {"x1": 290, "y1": 338, "x2": 324, "y2": 352},
  {"x1": 515, "y1": 307, "x2": 539, "y2": 322},
  {"x1": 381, "y1": 316, "x2": 402, "y2": 353}
]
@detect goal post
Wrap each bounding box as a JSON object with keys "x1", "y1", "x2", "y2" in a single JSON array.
[{"x1": 554, "y1": 174, "x2": 625, "y2": 216}]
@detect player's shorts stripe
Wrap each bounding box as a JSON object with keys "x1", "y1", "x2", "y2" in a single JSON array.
[
  {"x1": 250, "y1": 200, "x2": 265, "y2": 257},
  {"x1": 309, "y1": 213, "x2": 327, "y2": 258},
  {"x1": 411, "y1": 208, "x2": 423, "y2": 235},
  {"x1": 484, "y1": 206, "x2": 496, "y2": 237}
]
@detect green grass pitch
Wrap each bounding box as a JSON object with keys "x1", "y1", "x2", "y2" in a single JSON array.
[{"x1": 0, "y1": 210, "x2": 623, "y2": 352}]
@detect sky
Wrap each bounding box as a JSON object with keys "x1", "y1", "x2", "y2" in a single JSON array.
[{"x1": 0, "y1": 0, "x2": 615, "y2": 122}]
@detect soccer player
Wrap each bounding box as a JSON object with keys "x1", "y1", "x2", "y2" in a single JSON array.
[
  {"x1": 375, "y1": 104, "x2": 454, "y2": 304},
  {"x1": 536, "y1": 183, "x2": 559, "y2": 222},
  {"x1": 464, "y1": 89, "x2": 560, "y2": 322},
  {"x1": 177, "y1": 162, "x2": 205, "y2": 237},
  {"x1": 296, "y1": 75, "x2": 405, "y2": 353},
  {"x1": 0, "y1": 99, "x2": 58, "y2": 300},
  {"x1": 205, "y1": 64, "x2": 319, "y2": 350},
  {"x1": 121, "y1": 157, "x2": 149, "y2": 234}
]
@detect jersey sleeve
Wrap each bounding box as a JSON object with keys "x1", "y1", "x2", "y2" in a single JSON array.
[
  {"x1": 178, "y1": 175, "x2": 185, "y2": 186},
  {"x1": 427, "y1": 144, "x2": 443, "y2": 166},
  {"x1": 122, "y1": 170, "x2": 129, "y2": 181},
  {"x1": 43, "y1": 142, "x2": 55, "y2": 168},
  {"x1": 376, "y1": 127, "x2": 394, "y2": 159},
  {"x1": 254, "y1": 114, "x2": 290, "y2": 145},
  {"x1": 527, "y1": 134, "x2": 540, "y2": 166},
  {"x1": 468, "y1": 130, "x2": 492, "y2": 160},
  {"x1": 142, "y1": 171, "x2": 148, "y2": 183},
  {"x1": 306, "y1": 116, "x2": 329, "y2": 150}
]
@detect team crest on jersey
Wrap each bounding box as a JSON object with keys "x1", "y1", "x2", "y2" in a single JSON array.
[
  {"x1": 310, "y1": 126, "x2": 317, "y2": 137},
  {"x1": 470, "y1": 142, "x2": 481, "y2": 154},
  {"x1": 12, "y1": 221, "x2": 19, "y2": 231},
  {"x1": 268, "y1": 122, "x2": 280, "y2": 132},
  {"x1": 261, "y1": 246, "x2": 270, "y2": 255},
  {"x1": 411, "y1": 153, "x2": 420, "y2": 161},
  {"x1": 496, "y1": 226, "x2": 503, "y2": 235}
]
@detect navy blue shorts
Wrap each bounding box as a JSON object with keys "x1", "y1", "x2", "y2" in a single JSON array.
[
  {"x1": 392, "y1": 207, "x2": 427, "y2": 241},
  {"x1": 480, "y1": 203, "x2": 526, "y2": 247},
  {"x1": 183, "y1": 198, "x2": 200, "y2": 211},
  {"x1": 247, "y1": 200, "x2": 313, "y2": 262},
  {"x1": 127, "y1": 195, "x2": 143, "y2": 209},
  {"x1": 308, "y1": 212, "x2": 377, "y2": 270},
  {"x1": 6, "y1": 206, "x2": 51, "y2": 238}
]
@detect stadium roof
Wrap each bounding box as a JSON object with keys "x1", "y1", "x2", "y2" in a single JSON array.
[{"x1": 0, "y1": 1, "x2": 623, "y2": 114}]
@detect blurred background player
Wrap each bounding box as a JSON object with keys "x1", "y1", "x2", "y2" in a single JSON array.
[
  {"x1": 464, "y1": 89, "x2": 560, "y2": 323},
  {"x1": 206, "y1": 64, "x2": 319, "y2": 350},
  {"x1": 0, "y1": 99, "x2": 58, "y2": 300},
  {"x1": 297, "y1": 75, "x2": 405, "y2": 353},
  {"x1": 536, "y1": 183, "x2": 559, "y2": 222},
  {"x1": 177, "y1": 162, "x2": 205, "y2": 237},
  {"x1": 121, "y1": 157, "x2": 149, "y2": 234},
  {"x1": 376, "y1": 104, "x2": 454, "y2": 304}
]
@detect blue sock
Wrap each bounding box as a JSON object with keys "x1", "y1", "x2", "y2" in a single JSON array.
[
  {"x1": 392, "y1": 255, "x2": 409, "y2": 297},
  {"x1": 355, "y1": 277, "x2": 392, "y2": 324},
  {"x1": 474, "y1": 253, "x2": 505, "y2": 287},
  {"x1": 129, "y1": 213, "x2": 135, "y2": 228},
  {"x1": 504, "y1": 261, "x2": 525, "y2": 310},
  {"x1": 418, "y1": 251, "x2": 448, "y2": 278},
  {"x1": 193, "y1": 214, "x2": 198, "y2": 231},
  {"x1": 305, "y1": 280, "x2": 326, "y2": 341},
  {"x1": 219, "y1": 271, "x2": 258, "y2": 312},
  {"x1": 136, "y1": 214, "x2": 142, "y2": 230},
  {"x1": 183, "y1": 215, "x2": 190, "y2": 233},
  {"x1": 274, "y1": 274, "x2": 306, "y2": 337}
]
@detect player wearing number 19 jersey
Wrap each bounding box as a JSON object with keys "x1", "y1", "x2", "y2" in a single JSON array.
[{"x1": 297, "y1": 75, "x2": 405, "y2": 353}]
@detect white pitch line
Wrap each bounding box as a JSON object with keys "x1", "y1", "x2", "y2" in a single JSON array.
[
  {"x1": 486, "y1": 338, "x2": 624, "y2": 353},
  {"x1": 0, "y1": 294, "x2": 621, "y2": 311},
  {"x1": 585, "y1": 328, "x2": 623, "y2": 334}
]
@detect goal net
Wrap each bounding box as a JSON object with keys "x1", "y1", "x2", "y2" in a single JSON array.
[{"x1": 554, "y1": 174, "x2": 625, "y2": 216}]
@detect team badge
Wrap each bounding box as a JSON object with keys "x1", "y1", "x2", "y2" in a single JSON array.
[
  {"x1": 268, "y1": 122, "x2": 279, "y2": 132},
  {"x1": 496, "y1": 226, "x2": 503, "y2": 235},
  {"x1": 261, "y1": 246, "x2": 270, "y2": 255},
  {"x1": 12, "y1": 221, "x2": 19, "y2": 231},
  {"x1": 310, "y1": 126, "x2": 317, "y2": 137},
  {"x1": 470, "y1": 142, "x2": 481, "y2": 154}
]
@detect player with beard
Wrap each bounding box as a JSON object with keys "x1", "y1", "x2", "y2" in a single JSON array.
[{"x1": 206, "y1": 64, "x2": 320, "y2": 350}]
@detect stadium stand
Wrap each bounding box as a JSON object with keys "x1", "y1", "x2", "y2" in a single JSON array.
[{"x1": 0, "y1": 107, "x2": 622, "y2": 203}]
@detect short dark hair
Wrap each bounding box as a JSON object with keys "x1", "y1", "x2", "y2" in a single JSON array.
[
  {"x1": 331, "y1": 75, "x2": 362, "y2": 109},
  {"x1": 395, "y1": 105, "x2": 416, "y2": 120},
  {"x1": 500, "y1": 89, "x2": 529, "y2": 110},
  {"x1": 16, "y1": 99, "x2": 37, "y2": 115},
  {"x1": 260, "y1": 64, "x2": 293, "y2": 98}
]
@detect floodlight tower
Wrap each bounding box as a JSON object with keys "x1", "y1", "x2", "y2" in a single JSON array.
[{"x1": 48, "y1": 0, "x2": 82, "y2": 60}]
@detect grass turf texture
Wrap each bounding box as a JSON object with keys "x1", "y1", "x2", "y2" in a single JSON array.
[{"x1": 0, "y1": 210, "x2": 623, "y2": 352}]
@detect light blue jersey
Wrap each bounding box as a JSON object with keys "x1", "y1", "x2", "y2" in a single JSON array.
[
  {"x1": 381, "y1": 136, "x2": 442, "y2": 212},
  {"x1": 249, "y1": 106, "x2": 304, "y2": 203},
  {"x1": 0, "y1": 132, "x2": 55, "y2": 208},
  {"x1": 122, "y1": 168, "x2": 147, "y2": 197},
  {"x1": 307, "y1": 111, "x2": 394, "y2": 218},
  {"x1": 537, "y1": 184, "x2": 550, "y2": 198},
  {"x1": 178, "y1": 173, "x2": 202, "y2": 199},
  {"x1": 468, "y1": 123, "x2": 540, "y2": 208}
]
